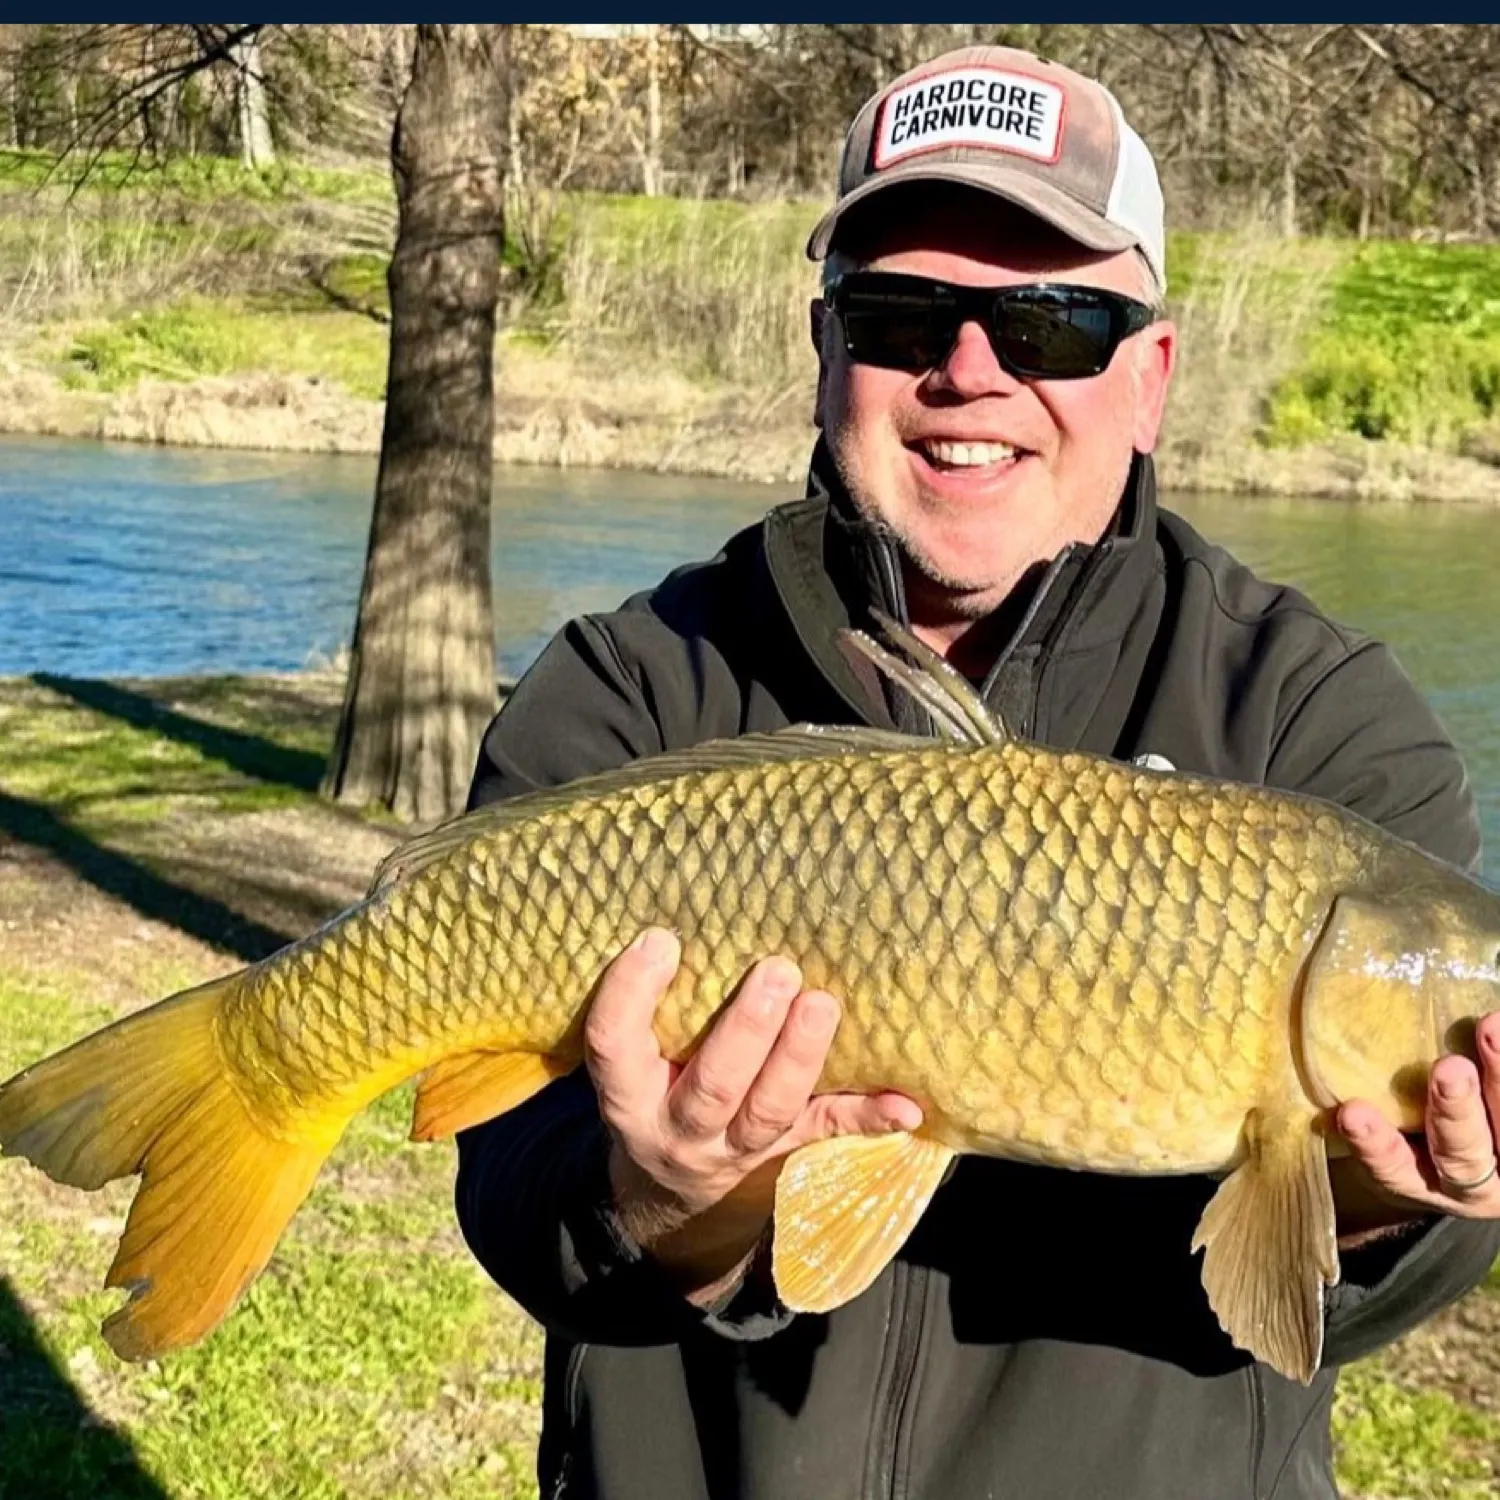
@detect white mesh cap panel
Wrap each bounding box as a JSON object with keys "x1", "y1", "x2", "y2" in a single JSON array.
[{"x1": 1103, "y1": 90, "x2": 1167, "y2": 294}]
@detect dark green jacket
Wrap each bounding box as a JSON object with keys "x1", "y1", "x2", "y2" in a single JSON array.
[{"x1": 457, "y1": 450, "x2": 1499, "y2": 1500}]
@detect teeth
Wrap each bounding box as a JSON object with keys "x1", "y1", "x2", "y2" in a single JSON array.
[{"x1": 923, "y1": 440, "x2": 1017, "y2": 468}]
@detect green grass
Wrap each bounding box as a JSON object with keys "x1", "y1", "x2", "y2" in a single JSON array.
[
  {"x1": 61, "y1": 299, "x2": 390, "y2": 400},
  {"x1": 0, "y1": 676, "x2": 337, "y2": 833},
  {"x1": 1333, "y1": 1365, "x2": 1500, "y2": 1499},
  {"x1": 0, "y1": 969, "x2": 544, "y2": 1499},
  {"x1": 0, "y1": 146, "x2": 390, "y2": 206},
  {"x1": 1266, "y1": 240, "x2": 1500, "y2": 448}
]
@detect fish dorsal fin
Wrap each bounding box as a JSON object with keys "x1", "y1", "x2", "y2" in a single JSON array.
[
  {"x1": 838, "y1": 608, "x2": 1009, "y2": 747},
  {"x1": 366, "y1": 722, "x2": 932, "y2": 897}
]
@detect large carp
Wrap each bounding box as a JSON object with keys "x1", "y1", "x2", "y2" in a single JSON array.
[{"x1": 1, "y1": 617, "x2": 1495, "y2": 1384}]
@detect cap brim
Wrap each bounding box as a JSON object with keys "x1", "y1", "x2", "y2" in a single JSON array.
[{"x1": 806, "y1": 160, "x2": 1138, "y2": 263}]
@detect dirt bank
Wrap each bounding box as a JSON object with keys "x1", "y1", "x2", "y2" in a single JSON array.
[{"x1": 4, "y1": 357, "x2": 1500, "y2": 503}]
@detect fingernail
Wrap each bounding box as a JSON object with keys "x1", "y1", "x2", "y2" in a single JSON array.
[
  {"x1": 632, "y1": 928, "x2": 676, "y2": 965},
  {"x1": 797, "y1": 992, "x2": 837, "y2": 1034},
  {"x1": 1481, "y1": 1020, "x2": 1500, "y2": 1057},
  {"x1": 762, "y1": 959, "x2": 801, "y2": 1001},
  {"x1": 882, "y1": 1098, "x2": 922, "y2": 1132},
  {"x1": 1436, "y1": 1070, "x2": 1473, "y2": 1102}
]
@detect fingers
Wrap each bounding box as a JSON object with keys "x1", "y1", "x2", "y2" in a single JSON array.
[
  {"x1": 1338, "y1": 1101, "x2": 1437, "y2": 1203},
  {"x1": 587, "y1": 937, "x2": 925, "y2": 1236},
  {"x1": 585, "y1": 927, "x2": 680, "y2": 1125},
  {"x1": 666, "y1": 958, "x2": 802, "y2": 1140},
  {"x1": 1339, "y1": 1039, "x2": 1500, "y2": 1218},
  {"x1": 800, "y1": 1088, "x2": 924, "y2": 1143},
  {"x1": 723, "y1": 988, "x2": 841, "y2": 1154},
  {"x1": 1426, "y1": 1054, "x2": 1498, "y2": 1199}
]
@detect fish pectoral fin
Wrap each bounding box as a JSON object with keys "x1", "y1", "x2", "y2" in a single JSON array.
[
  {"x1": 771, "y1": 1130, "x2": 955, "y2": 1313},
  {"x1": 1191, "y1": 1109, "x2": 1340, "y2": 1385},
  {"x1": 410, "y1": 1050, "x2": 574, "y2": 1141}
]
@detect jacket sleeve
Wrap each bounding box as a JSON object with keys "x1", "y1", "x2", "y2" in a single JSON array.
[
  {"x1": 1265, "y1": 638, "x2": 1500, "y2": 1365},
  {"x1": 453, "y1": 614, "x2": 792, "y2": 1346}
]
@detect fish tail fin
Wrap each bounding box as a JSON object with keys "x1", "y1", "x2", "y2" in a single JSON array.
[{"x1": 0, "y1": 974, "x2": 333, "y2": 1361}]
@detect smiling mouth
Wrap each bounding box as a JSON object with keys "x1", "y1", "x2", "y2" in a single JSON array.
[{"x1": 916, "y1": 439, "x2": 1027, "y2": 472}]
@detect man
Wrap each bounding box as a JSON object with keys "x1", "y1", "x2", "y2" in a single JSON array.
[{"x1": 457, "y1": 45, "x2": 1500, "y2": 1500}]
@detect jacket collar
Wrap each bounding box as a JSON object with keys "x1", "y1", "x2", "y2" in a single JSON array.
[{"x1": 763, "y1": 437, "x2": 1160, "y2": 731}]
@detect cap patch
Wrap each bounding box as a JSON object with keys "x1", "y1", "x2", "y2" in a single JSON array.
[{"x1": 874, "y1": 67, "x2": 1065, "y2": 170}]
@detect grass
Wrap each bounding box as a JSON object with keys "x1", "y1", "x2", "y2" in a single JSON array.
[
  {"x1": 59, "y1": 300, "x2": 390, "y2": 400},
  {"x1": 5, "y1": 149, "x2": 1500, "y2": 481},
  {"x1": 0, "y1": 675, "x2": 337, "y2": 833},
  {"x1": 1265, "y1": 240, "x2": 1500, "y2": 449},
  {"x1": 1333, "y1": 1366, "x2": 1500, "y2": 1499},
  {"x1": 1, "y1": 671, "x2": 1498, "y2": 1496},
  {"x1": 0, "y1": 146, "x2": 390, "y2": 206},
  {"x1": 0, "y1": 673, "x2": 544, "y2": 1499}
]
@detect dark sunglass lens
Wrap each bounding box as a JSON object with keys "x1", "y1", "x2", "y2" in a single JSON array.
[
  {"x1": 995, "y1": 297, "x2": 1116, "y2": 378},
  {"x1": 840, "y1": 280, "x2": 957, "y2": 370}
]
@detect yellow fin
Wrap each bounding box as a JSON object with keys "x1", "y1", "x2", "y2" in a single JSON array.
[
  {"x1": 0, "y1": 972, "x2": 337, "y2": 1361},
  {"x1": 1191, "y1": 1109, "x2": 1340, "y2": 1384},
  {"x1": 772, "y1": 1131, "x2": 955, "y2": 1313},
  {"x1": 410, "y1": 1050, "x2": 572, "y2": 1141}
]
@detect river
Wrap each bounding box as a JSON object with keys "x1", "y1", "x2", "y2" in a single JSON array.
[{"x1": 2, "y1": 434, "x2": 1497, "y2": 862}]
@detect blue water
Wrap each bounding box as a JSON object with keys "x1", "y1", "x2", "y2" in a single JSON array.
[
  {"x1": 2, "y1": 433, "x2": 1498, "y2": 860},
  {"x1": 0, "y1": 435, "x2": 778, "y2": 683}
]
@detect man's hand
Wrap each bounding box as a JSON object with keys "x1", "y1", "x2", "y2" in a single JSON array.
[
  {"x1": 584, "y1": 926, "x2": 922, "y2": 1298},
  {"x1": 1337, "y1": 1012, "x2": 1500, "y2": 1228}
]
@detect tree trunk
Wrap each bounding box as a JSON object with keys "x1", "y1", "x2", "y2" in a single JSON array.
[
  {"x1": 322, "y1": 24, "x2": 505, "y2": 824},
  {"x1": 642, "y1": 25, "x2": 663, "y2": 196},
  {"x1": 233, "y1": 33, "x2": 274, "y2": 169}
]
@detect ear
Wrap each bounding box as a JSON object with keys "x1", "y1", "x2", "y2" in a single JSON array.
[
  {"x1": 1130, "y1": 317, "x2": 1178, "y2": 454},
  {"x1": 811, "y1": 297, "x2": 831, "y2": 431}
]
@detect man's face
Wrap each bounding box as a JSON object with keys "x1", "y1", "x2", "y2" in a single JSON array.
[{"x1": 813, "y1": 190, "x2": 1177, "y2": 626}]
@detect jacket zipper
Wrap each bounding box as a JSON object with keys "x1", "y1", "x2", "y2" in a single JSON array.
[
  {"x1": 549, "y1": 1342, "x2": 588, "y2": 1500},
  {"x1": 867, "y1": 1261, "x2": 927, "y2": 1500}
]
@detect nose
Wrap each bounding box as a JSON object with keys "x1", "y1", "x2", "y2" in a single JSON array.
[{"x1": 926, "y1": 319, "x2": 1022, "y2": 400}]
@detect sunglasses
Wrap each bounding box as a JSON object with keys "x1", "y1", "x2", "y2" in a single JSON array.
[{"x1": 824, "y1": 271, "x2": 1158, "y2": 381}]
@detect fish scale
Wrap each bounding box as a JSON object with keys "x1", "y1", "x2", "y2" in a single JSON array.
[{"x1": 218, "y1": 741, "x2": 1354, "y2": 1175}]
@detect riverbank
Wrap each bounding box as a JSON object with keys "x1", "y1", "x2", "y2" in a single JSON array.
[
  {"x1": 8, "y1": 343, "x2": 1500, "y2": 504},
  {"x1": 5, "y1": 152, "x2": 1500, "y2": 500},
  {"x1": 0, "y1": 669, "x2": 1496, "y2": 1498}
]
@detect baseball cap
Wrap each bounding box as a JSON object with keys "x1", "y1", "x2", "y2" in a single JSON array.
[{"x1": 807, "y1": 45, "x2": 1167, "y2": 293}]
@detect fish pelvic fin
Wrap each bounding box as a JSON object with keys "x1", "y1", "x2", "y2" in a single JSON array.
[
  {"x1": 0, "y1": 973, "x2": 334, "y2": 1362},
  {"x1": 1191, "y1": 1108, "x2": 1340, "y2": 1385},
  {"x1": 838, "y1": 608, "x2": 1009, "y2": 746},
  {"x1": 411, "y1": 1048, "x2": 575, "y2": 1140},
  {"x1": 772, "y1": 1130, "x2": 955, "y2": 1313}
]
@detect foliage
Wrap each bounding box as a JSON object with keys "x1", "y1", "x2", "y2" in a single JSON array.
[{"x1": 1264, "y1": 242, "x2": 1500, "y2": 448}]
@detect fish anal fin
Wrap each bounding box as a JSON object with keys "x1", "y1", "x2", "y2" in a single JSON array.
[
  {"x1": 1191, "y1": 1109, "x2": 1339, "y2": 1384},
  {"x1": 772, "y1": 1131, "x2": 954, "y2": 1313},
  {"x1": 410, "y1": 1049, "x2": 573, "y2": 1141}
]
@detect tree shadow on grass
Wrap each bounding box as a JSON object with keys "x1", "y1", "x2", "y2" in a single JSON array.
[
  {"x1": 30, "y1": 675, "x2": 326, "y2": 795},
  {"x1": 0, "y1": 1276, "x2": 168, "y2": 1499},
  {"x1": 0, "y1": 790, "x2": 294, "y2": 963}
]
